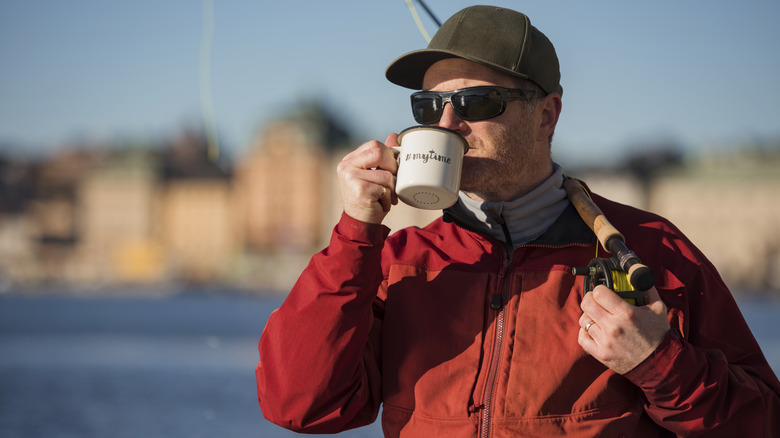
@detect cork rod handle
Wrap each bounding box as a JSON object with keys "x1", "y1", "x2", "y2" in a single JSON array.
[{"x1": 563, "y1": 178, "x2": 623, "y2": 248}]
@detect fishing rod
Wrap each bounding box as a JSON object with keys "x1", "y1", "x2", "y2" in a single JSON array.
[
  {"x1": 564, "y1": 177, "x2": 656, "y2": 305},
  {"x1": 404, "y1": 0, "x2": 441, "y2": 42}
]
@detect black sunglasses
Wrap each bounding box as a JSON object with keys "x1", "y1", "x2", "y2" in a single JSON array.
[{"x1": 410, "y1": 86, "x2": 544, "y2": 125}]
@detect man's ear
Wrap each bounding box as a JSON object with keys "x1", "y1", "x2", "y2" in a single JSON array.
[{"x1": 537, "y1": 93, "x2": 562, "y2": 142}]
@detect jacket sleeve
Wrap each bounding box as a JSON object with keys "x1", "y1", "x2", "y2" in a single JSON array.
[
  {"x1": 255, "y1": 213, "x2": 389, "y2": 433},
  {"x1": 624, "y1": 239, "x2": 780, "y2": 437}
]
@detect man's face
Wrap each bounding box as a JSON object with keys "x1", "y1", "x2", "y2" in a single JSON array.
[{"x1": 421, "y1": 58, "x2": 554, "y2": 202}]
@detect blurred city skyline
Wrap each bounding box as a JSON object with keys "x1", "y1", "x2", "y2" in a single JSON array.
[{"x1": 2, "y1": 0, "x2": 779, "y2": 166}]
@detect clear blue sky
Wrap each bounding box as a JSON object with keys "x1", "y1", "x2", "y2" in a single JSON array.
[{"x1": 1, "y1": 0, "x2": 779, "y2": 166}]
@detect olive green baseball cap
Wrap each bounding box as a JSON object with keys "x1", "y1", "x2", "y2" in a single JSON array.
[{"x1": 386, "y1": 5, "x2": 563, "y2": 96}]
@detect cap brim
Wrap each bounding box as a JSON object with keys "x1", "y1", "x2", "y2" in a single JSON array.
[
  {"x1": 385, "y1": 48, "x2": 535, "y2": 91},
  {"x1": 385, "y1": 49, "x2": 464, "y2": 90}
]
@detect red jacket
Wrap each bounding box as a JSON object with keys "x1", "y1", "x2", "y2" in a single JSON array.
[{"x1": 256, "y1": 193, "x2": 780, "y2": 437}]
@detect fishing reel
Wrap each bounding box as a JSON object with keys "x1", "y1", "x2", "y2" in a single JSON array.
[
  {"x1": 573, "y1": 257, "x2": 647, "y2": 306},
  {"x1": 562, "y1": 177, "x2": 656, "y2": 307}
]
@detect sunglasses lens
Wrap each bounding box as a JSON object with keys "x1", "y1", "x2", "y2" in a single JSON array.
[
  {"x1": 454, "y1": 89, "x2": 504, "y2": 120},
  {"x1": 410, "y1": 87, "x2": 507, "y2": 124},
  {"x1": 411, "y1": 94, "x2": 442, "y2": 124}
]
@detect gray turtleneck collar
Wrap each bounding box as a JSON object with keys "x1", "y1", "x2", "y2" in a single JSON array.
[{"x1": 445, "y1": 163, "x2": 569, "y2": 246}]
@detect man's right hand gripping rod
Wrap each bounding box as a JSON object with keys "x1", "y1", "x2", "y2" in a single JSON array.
[{"x1": 563, "y1": 177, "x2": 656, "y2": 298}]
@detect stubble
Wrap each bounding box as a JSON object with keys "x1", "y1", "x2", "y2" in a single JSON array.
[{"x1": 459, "y1": 114, "x2": 545, "y2": 202}]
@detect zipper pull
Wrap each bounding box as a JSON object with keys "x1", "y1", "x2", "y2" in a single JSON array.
[
  {"x1": 496, "y1": 213, "x2": 514, "y2": 247},
  {"x1": 490, "y1": 293, "x2": 503, "y2": 310},
  {"x1": 468, "y1": 403, "x2": 484, "y2": 414}
]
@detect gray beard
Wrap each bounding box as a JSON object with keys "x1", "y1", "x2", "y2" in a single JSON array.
[{"x1": 459, "y1": 121, "x2": 539, "y2": 201}]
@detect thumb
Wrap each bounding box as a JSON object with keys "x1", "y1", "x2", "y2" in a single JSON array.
[{"x1": 644, "y1": 287, "x2": 667, "y2": 312}]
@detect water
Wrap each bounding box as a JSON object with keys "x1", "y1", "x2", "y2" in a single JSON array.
[
  {"x1": 1, "y1": 291, "x2": 778, "y2": 438},
  {"x1": 0, "y1": 292, "x2": 383, "y2": 438}
]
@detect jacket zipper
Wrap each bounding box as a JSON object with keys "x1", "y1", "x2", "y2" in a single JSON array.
[
  {"x1": 443, "y1": 210, "x2": 592, "y2": 436},
  {"x1": 480, "y1": 250, "x2": 512, "y2": 438}
]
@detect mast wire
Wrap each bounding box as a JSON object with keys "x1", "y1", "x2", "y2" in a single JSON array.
[
  {"x1": 404, "y1": 0, "x2": 432, "y2": 43},
  {"x1": 200, "y1": 0, "x2": 220, "y2": 161}
]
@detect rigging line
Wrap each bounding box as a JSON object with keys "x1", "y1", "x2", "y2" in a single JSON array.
[
  {"x1": 404, "y1": 0, "x2": 431, "y2": 43},
  {"x1": 415, "y1": 0, "x2": 441, "y2": 27},
  {"x1": 200, "y1": 0, "x2": 220, "y2": 161}
]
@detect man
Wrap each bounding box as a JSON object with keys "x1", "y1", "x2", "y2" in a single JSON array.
[{"x1": 256, "y1": 6, "x2": 780, "y2": 436}]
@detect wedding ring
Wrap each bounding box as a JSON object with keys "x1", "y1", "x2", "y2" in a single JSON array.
[
  {"x1": 585, "y1": 320, "x2": 595, "y2": 333},
  {"x1": 378, "y1": 185, "x2": 387, "y2": 200}
]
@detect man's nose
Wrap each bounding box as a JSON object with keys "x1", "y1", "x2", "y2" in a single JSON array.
[{"x1": 435, "y1": 102, "x2": 468, "y2": 132}]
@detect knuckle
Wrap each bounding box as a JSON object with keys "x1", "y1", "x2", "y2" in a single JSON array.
[
  {"x1": 365, "y1": 145, "x2": 385, "y2": 162},
  {"x1": 580, "y1": 294, "x2": 593, "y2": 309},
  {"x1": 616, "y1": 307, "x2": 634, "y2": 321},
  {"x1": 352, "y1": 179, "x2": 371, "y2": 196},
  {"x1": 605, "y1": 325, "x2": 624, "y2": 339},
  {"x1": 599, "y1": 337, "x2": 616, "y2": 352},
  {"x1": 340, "y1": 169, "x2": 359, "y2": 186},
  {"x1": 336, "y1": 160, "x2": 350, "y2": 175}
]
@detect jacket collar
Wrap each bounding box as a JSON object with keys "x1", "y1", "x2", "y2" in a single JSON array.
[
  {"x1": 527, "y1": 201, "x2": 594, "y2": 247},
  {"x1": 444, "y1": 200, "x2": 594, "y2": 248}
]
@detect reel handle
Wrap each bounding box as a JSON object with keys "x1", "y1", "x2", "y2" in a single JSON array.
[{"x1": 606, "y1": 236, "x2": 656, "y2": 292}]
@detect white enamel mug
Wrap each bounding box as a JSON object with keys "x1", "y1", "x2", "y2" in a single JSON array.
[{"x1": 393, "y1": 126, "x2": 469, "y2": 210}]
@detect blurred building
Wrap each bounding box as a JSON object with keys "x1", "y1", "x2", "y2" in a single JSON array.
[
  {"x1": 158, "y1": 131, "x2": 236, "y2": 284},
  {"x1": 20, "y1": 150, "x2": 93, "y2": 284},
  {"x1": 75, "y1": 149, "x2": 162, "y2": 285},
  {"x1": 572, "y1": 148, "x2": 780, "y2": 292},
  {"x1": 650, "y1": 157, "x2": 780, "y2": 290},
  {"x1": 235, "y1": 103, "x2": 349, "y2": 252}
]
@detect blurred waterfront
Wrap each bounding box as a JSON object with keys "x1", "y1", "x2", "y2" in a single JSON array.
[
  {"x1": 0, "y1": 290, "x2": 778, "y2": 438},
  {"x1": 1, "y1": 107, "x2": 779, "y2": 295}
]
